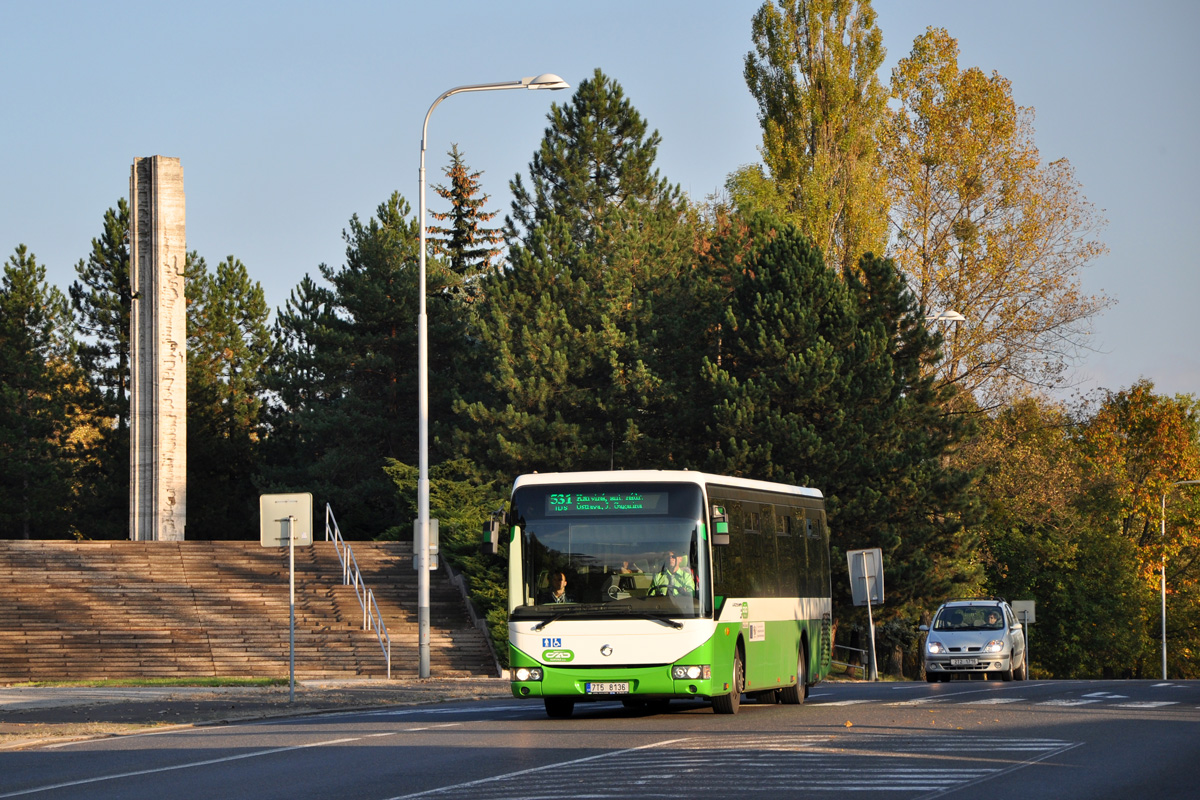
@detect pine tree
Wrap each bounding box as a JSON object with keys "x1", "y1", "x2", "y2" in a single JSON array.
[
  {"x1": 262, "y1": 193, "x2": 464, "y2": 538},
  {"x1": 68, "y1": 200, "x2": 132, "y2": 538},
  {"x1": 459, "y1": 71, "x2": 694, "y2": 477},
  {"x1": 186, "y1": 253, "x2": 271, "y2": 538},
  {"x1": 702, "y1": 222, "x2": 979, "y2": 615},
  {"x1": 0, "y1": 246, "x2": 88, "y2": 538},
  {"x1": 427, "y1": 144, "x2": 503, "y2": 297},
  {"x1": 505, "y1": 68, "x2": 681, "y2": 254}
]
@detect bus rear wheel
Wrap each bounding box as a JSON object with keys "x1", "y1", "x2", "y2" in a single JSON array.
[
  {"x1": 713, "y1": 649, "x2": 744, "y2": 714},
  {"x1": 780, "y1": 648, "x2": 806, "y2": 705}
]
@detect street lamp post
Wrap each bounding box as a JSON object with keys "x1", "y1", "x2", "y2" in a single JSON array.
[
  {"x1": 416, "y1": 74, "x2": 568, "y2": 678},
  {"x1": 1160, "y1": 479, "x2": 1200, "y2": 680}
]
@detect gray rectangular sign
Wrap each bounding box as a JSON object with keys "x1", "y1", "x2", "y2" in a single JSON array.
[{"x1": 259, "y1": 493, "x2": 314, "y2": 547}]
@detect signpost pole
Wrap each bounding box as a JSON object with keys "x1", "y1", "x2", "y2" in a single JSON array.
[
  {"x1": 863, "y1": 550, "x2": 878, "y2": 681},
  {"x1": 286, "y1": 515, "x2": 296, "y2": 703}
]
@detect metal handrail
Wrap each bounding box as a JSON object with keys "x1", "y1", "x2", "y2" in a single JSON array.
[
  {"x1": 325, "y1": 503, "x2": 392, "y2": 679},
  {"x1": 832, "y1": 644, "x2": 867, "y2": 678}
]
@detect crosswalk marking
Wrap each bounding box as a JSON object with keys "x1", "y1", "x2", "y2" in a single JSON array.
[{"x1": 390, "y1": 733, "x2": 1077, "y2": 799}]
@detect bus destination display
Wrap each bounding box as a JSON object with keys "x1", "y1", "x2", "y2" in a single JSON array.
[{"x1": 546, "y1": 490, "x2": 668, "y2": 515}]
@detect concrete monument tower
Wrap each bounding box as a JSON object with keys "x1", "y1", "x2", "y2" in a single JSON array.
[{"x1": 129, "y1": 156, "x2": 187, "y2": 541}]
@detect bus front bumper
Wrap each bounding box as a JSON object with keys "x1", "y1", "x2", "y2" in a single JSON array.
[{"x1": 511, "y1": 662, "x2": 715, "y2": 701}]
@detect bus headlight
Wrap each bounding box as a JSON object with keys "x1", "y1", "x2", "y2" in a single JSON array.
[
  {"x1": 515, "y1": 667, "x2": 543, "y2": 682},
  {"x1": 672, "y1": 665, "x2": 711, "y2": 680}
]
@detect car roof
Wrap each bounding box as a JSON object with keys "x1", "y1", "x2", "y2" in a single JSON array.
[{"x1": 938, "y1": 600, "x2": 1004, "y2": 609}]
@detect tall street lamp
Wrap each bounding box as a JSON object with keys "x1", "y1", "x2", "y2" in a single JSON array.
[
  {"x1": 416, "y1": 74, "x2": 569, "y2": 678},
  {"x1": 1160, "y1": 479, "x2": 1200, "y2": 680}
]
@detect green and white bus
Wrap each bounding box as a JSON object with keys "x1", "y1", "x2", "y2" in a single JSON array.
[{"x1": 489, "y1": 470, "x2": 832, "y2": 717}]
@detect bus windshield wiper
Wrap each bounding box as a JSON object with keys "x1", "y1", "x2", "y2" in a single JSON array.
[
  {"x1": 532, "y1": 604, "x2": 684, "y2": 631},
  {"x1": 531, "y1": 604, "x2": 608, "y2": 631},
  {"x1": 627, "y1": 612, "x2": 684, "y2": 630}
]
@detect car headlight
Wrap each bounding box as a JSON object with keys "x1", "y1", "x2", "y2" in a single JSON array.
[
  {"x1": 671, "y1": 665, "x2": 711, "y2": 680},
  {"x1": 984, "y1": 640, "x2": 1004, "y2": 654},
  {"x1": 927, "y1": 640, "x2": 944, "y2": 654},
  {"x1": 514, "y1": 667, "x2": 543, "y2": 681}
]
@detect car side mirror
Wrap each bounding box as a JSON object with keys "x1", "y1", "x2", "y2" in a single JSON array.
[{"x1": 918, "y1": 624, "x2": 929, "y2": 632}]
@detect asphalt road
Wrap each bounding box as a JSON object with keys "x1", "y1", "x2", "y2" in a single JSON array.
[{"x1": 1, "y1": 678, "x2": 1197, "y2": 799}]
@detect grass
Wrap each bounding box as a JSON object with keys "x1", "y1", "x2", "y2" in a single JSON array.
[{"x1": 5, "y1": 677, "x2": 289, "y2": 689}]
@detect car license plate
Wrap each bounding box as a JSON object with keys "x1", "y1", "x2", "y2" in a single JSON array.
[
  {"x1": 950, "y1": 658, "x2": 977, "y2": 667},
  {"x1": 585, "y1": 682, "x2": 629, "y2": 694}
]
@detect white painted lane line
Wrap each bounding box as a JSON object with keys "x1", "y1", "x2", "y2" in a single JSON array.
[
  {"x1": 961, "y1": 698, "x2": 1023, "y2": 705},
  {"x1": 1116, "y1": 701, "x2": 1178, "y2": 708},
  {"x1": 382, "y1": 737, "x2": 695, "y2": 800},
  {"x1": 819, "y1": 699, "x2": 876, "y2": 706},
  {"x1": 1037, "y1": 699, "x2": 1102, "y2": 706},
  {"x1": 0, "y1": 723, "x2": 460, "y2": 798}
]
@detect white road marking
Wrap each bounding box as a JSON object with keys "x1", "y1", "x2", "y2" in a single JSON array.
[
  {"x1": 382, "y1": 737, "x2": 695, "y2": 800},
  {"x1": 961, "y1": 698, "x2": 1023, "y2": 705},
  {"x1": 0, "y1": 723, "x2": 460, "y2": 798}
]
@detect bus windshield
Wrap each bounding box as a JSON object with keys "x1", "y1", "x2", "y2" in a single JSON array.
[{"x1": 509, "y1": 482, "x2": 709, "y2": 620}]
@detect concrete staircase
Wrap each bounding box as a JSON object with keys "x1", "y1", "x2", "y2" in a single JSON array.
[{"x1": 0, "y1": 540, "x2": 496, "y2": 682}]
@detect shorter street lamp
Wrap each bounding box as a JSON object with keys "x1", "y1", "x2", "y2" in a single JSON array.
[
  {"x1": 926, "y1": 310, "x2": 966, "y2": 323},
  {"x1": 1160, "y1": 479, "x2": 1200, "y2": 680}
]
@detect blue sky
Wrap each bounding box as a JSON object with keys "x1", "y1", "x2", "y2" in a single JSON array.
[{"x1": 4, "y1": 1, "x2": 1197, "y2": 400}]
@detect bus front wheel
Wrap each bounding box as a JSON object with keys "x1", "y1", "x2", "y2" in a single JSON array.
[
  {"x1": 713, "y1": 649, "x2": 744, "y2": 714},
  {"x1": 544, "y1": 697, "x2": 575, "y2": 718}
]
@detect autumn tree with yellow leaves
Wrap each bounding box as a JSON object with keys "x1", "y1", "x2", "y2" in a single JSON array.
[
  {"x1": 740, "y1": 0, "x2": 891, "y2": 274},
  {"x1": 887, "y1": 27, "x2": 1110, "y2": 407}
]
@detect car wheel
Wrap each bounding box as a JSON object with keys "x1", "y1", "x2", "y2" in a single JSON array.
[
  {"x1": 1015, "y1": 653, "x2": 1028, "y2": 681},
  {"x1": 713, "y1": 649, "x2": 743, "y2": 715},
  {"x1": 1000, "y1": 656, "x2": 1014, "y2": 681}
]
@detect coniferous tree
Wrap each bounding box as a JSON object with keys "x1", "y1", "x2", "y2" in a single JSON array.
[
  {"x1": 186, "y1": 253, "x2": 271, "y2": 538},
  {"x1": 702, "y1": 222, "x2": 979, "y2": 616},
  {"x1": 258, "y1": 274, "x2": 339, "y2": 495},
  {"x1": 505, "y1": 68, "x2": 682, "y2": 254},
  {"x1": 264, "y1": 193, "x2": 466, "y2": 538},
  {"x1": 0, "y1": 246, "x2": 90, "y2": 538},
  {"x1": 69, "y1": 200, "x2": 131, "y2": 538},
  {"x1": 428, "y1": 144, "x2": 503, "y2": 297},
  {"x1": 459, "y1": 70, "x2": 694, "y2": 477}
]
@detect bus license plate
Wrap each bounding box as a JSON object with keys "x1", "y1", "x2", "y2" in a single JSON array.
[
  {"x1": 950, "y1": 658, "x2": 977, "y2": 667},
  {"x1": 585, "y1": 682, "x2": 629, "y2": 694}
]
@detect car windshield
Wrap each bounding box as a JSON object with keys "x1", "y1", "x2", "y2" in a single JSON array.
[
  {"x1": 934, "y1": 606, "x2": 1005, "y2": 631},
  {"x1": 509, "y1": 482, "x2": 710, "y2": 620}
]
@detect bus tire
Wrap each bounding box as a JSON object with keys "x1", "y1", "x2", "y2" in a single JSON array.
[
  {"x1": 713, "y1": 649, "x2": 744, "y2": 714},
  {"x1": 544, "y1": 697, "x2": 575, "y2": 718},
  {"x1": 780, "y1": 647, "x2": 806, "y2": 705}
]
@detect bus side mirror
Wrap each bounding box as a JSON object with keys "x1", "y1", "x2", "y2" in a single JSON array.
[
  {"x1": 481, "y1": 510, "x2": 506, "y2": 556},
  {"x1": 711, "y1": 505, "x2": 730, "y2": 546}
]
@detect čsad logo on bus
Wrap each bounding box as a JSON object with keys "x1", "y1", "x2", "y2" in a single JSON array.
[{"x1": 542, "y1": 649, "x2": 574, "y2": 662}]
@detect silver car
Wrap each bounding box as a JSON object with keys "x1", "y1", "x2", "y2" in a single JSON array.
[{"x1": 920, "y1": 599, "x2": 1028, "y2": 682}]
